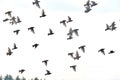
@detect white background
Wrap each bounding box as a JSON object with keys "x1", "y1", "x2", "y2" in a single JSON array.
[{"x1": 0, "y1": 0, "x2": 120, "y2": 80}]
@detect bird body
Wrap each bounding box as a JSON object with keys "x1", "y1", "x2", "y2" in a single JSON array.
[
  {"x1": 13, "y1": 30, "x2": 20, "y2": 35},
  {"x1": 70, "y1": 65, "x2": 76, "y2": 72},
  {"x1": 40, "y1": 9, "x2": 46, "y2": 18},
  {"x1": 28, "y1": 27, "x2": 35, "y2": 34},
  {"x1": 74, "y1": 51, "x2": 81, "y2": 60},
  {"x1": 98, "y1": 48, "x2": 105, "y2": 55},
  {"x1": 60, "y1": 20, "x2": 66, "y2": 27},
  {"x1": 12, "y1": 43, "x2": 18, "y2": 50},
  {"x1": 6, "y1": 47, "x2": 13, "y2": 56},
  {"x1": 32, "y1": 43, "x2": 39, "y2": 48},
  {"x1": 67, "y1": 16, "x2": 73, "y2": 23},
  {"x1": 19, "y1": 69, "x2": 25, "y2": 74},
  {"x1": 79, "y1": 45, "x2": 86, "y2": 53},
  {"x1": 42, "y1": 60, "x2": 48, "y2": 66},
  {"x1": 5, "y1": 11, "x2": 12, "y2": 17},
  {"x1": 45, "y1": 70, "x2": 51, "y2": 75},
  {"x1": 48, "y1": 29, "x2": 54, "y2": 36},
  {"x1": 33, "y1": 0, "x2": 40, "y2": 8}
]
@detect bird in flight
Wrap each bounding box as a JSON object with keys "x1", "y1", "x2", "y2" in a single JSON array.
[
  {"x1": 3, "y1": 18, "x2": 10, "y2": 22},
  {"x1": 42, "y1": 60, "x2": 48, "y2": 66},
  {"x1": 105, "y1": 24, "x2": 111, "y2": 31},
  {"x1": 68, "y1": 52, "x2": 74, "y2": 58},
  {"x1": 67, "y1": 28, "x2": 73, "y2": 40},
  {"x1": 13, "y1": 29, "x2": 20, "y2": 35},
  {"x1": 48, "y1": 28, "x2": 54, "y2": 36},
  {"x1": 108, "y1": 50, "x2": 115, "y2": 54},
  {"x1": 40, "y1": 9, "x2": 46, "y2": 18},
  {"x1": 78, "y1": 45, "x2": 86, "y2": 53},
  {"x1": 98, "y1": 48, "x2": 105, "y2": 55},
  {"x1": 32, "y1": 0, "x2": 40, "y2": 8},
  {"x1": 5, "y1": 11, "x2": 12, "y2": 17},
  {"x1": 16, "y1": 16, "x2": 21, "y2": 23},
  {"x1": 84, "y1": 6, "x2": 92, "y2": 13},
  {"x1": 19, "y1": 69, "x2": 25, "y2": 74},
  {"x1": 74, "y1": 51, "x2": 81, "y2": 60},
  {"x1": 45, "y1": 70, "x2": 52, "y2": 76},
  {"x1": 6, "y1": 47, "x2": 13, "y2": 56},
  {"x1": 12, "y1": 43, "x2": 18, "y2": 50},
  {"x1": 32, "y1": 43, "x2": 39, "y2": 49},
  {"x1": 9, "y1": 16, "x2": 17, "y2": 25},
  {"x1": 72, "y1": 29, "x2": 79, "y2": 36},
  {"x1": 67, "y1": 16, "x2": 73, "y2": 23},
  {"x1": 70, "y1": 65, "x2": 76, "y2": 72},
  {"x1": 28, "y1": 27, "x2": 35, "y2": 34},
  {"x1": 60, "y1": 20, "x2": 67, "y2": 27},
  {"x1": 91, "y1": 1, "x2": 98, "y2": 7}
]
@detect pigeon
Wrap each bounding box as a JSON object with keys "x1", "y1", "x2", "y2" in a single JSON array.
[
  {"x1": 40, "y1": 9, "x2": 46, "y2": 18},
  {"x1": 108, "y1": 50, "x2": 115, "y2": 54},
  {"x1": 45, "y1": 70, "x2": 51, "y2": 76},
  {"x1": 84, "y1": 6, "x2": 92, "y2": 13},
  {"x1": 32, "y1": 43, "x2": 39, "y2": 48},
  {"x1": 10, "y1": 16, "x2": 17, "y2": 25},
  {"x1": 105, "y1": 24, "x2": 111, "y2": 31},
  {"x1": 84, "y1": 0, "x2": 91, "y2": 7},
  {"x1": 48, "y1": 29, "x2": 54, "y2": 36},
  {"x1": 70, "y1": 65, "x2": 76, "y2": 72},
  {"x1": 78, "y1": 45, "x2": 86, "y2": 53},
  {"x1": 68, "y1": 52, "x2": 74, "y2": 58},
  {"x1": 42, "y1": 60, "x2": 48, "y2": 66},
  {"x1": 6, "y1": 47, "x2": 13, "y2": 56},
  {"x1": 60, "y1": 20, "x2": 67, "y2": 27},
  {"x1": 12, "y1": 43, "x2": 18, "y2": 50},
  {"x1": 67, "y1": 35, "x2": 73, "y2": 40},
  {"x1": 5, "y1": 11, "x2": 12, "y2": 17},
  {"x1": 67, "y1": 16, "x2": 73, "y2": 23},
  {"x1": 28, "y1": 27, "x2": 35, "y2": 34},
  {"x1": 73, "y1": 29, "x2": 79, "y2": 36},
  {"x1": 32, "y1": 0, "x2": 40, "y2": 8},
  {"x1": 98, "y1": 48, "x2": 105, "y2": 55},
  {"x1": 16, "y1": 16, "x2": 21, "y2": 23},
  {"x1": 111, "y1": 26, "x2": 117, "y2": 31},
  {"x1": 91, "y1": 1, "x2": 98, "y2": 7},
  {"x1": 13, "y1": 29, "x2": 20, "y2": 35},
  {"x1": 3, "y1": 18, "x2": 9, "y2": 22},
  {"x1": 74, "y1": 51, "x2": 81, "y2": 60},
  {"x1": 19, "y1": 69, "x2": 25, "y2": 74}
]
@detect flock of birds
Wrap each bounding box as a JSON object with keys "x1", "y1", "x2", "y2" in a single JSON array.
[{"x1": 1, "y1": 0, "x2": 119, "y2": 79}]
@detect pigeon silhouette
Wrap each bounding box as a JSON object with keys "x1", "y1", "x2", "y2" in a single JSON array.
[
  {"x1": 98, "y1": 48, "x2": 105, "y2": 55},
  {"x1": 16, "y1": 16, "x2": 21, "y2": 23},
  {"x1": 91, "y1": 1, "x2": 97, "y2": 7},
  {"x1": 10, "y1": 16, "x2": 17, "y2": 25},
  {"x1": 67, "y1": 16, "x2": 73, "y2": 23},
  {"x1": 78, "y1": 45, "x2": 86, "y2": 53},
  {"x1": 5, "y1": 11, "x2": 12, "y2": 17},
  {"x1": 67, "y1": 35, "x2": 73, "y2": 40},
  {"x1": 74, "y1": 51, "x2": 81, "y2": 60},
  {"x1": 28, "y1": 27, "x2": 35, "y2": 34},
  {"x1": 108, "y1": 50, "x2": 115, "y2": 54},
  {"x1": 13, "y1": 29, "x2": 20, "y2": 35},
  {"x1": 45, "y1": 70, "x2": 51, "y2": 76},
  {"x1": 32, "y1": 0, "x2": 40, "y2": 8},
  {"x1": 32, "y1": 43, "x2": 39, "y2": 48},
  {"x1": 84, "y1": 6, "x2": 92, "y2": 13},
  {"x1": 60, "y1": 20, "x2": 66, "y2": 27},
  {"x1": 73, "y1": 29, "x2": 79, "y2": 36},
  {"x1": 84, "y1": 0, "x2": 91, "y2": 7},
  {"x1": 105, "y1": 24, "x2": 111, "y2": 31},
  {"x1": 3, "y1": 18, "x2": 9, "y2": 22},
  {"x1": 48, "y1": 29, "x2": 54, "y2": 36},
  {"x1": 42, "y1": 60, "x2": 48, "y2": 66},
  {"x1": 19, "y1": 69, "x2": 25, "y2": 74},
  {"x1": 6, "y1": 47, "x2": 13, "y2": 56},
  {"x1": 40, "y1": 9, "x2": 46, "y2": 18},
  {"x1": 68, "y1": 52, "x2": 74, "y2": 58},
  {"x1": 70, "y1": 65, "x2": 76, "y2": 72},
  {"x1": 111, "y1": 26, "x2": 117, "y2": 31},
  {"x1": 12, "y1": 43, "x2": 18, "y2": 50}
]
